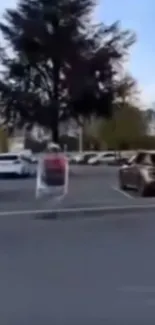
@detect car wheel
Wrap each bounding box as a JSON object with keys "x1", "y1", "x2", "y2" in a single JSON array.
[
  {"x1": 93, "y1": 161, "x2": 100, "y2": 166},
  {"x1": 137, "y1": 178, "x2": 148, "y2": 197},
  {"x1": 119, "y1": 173, "x2": 127, "y2": 190}
]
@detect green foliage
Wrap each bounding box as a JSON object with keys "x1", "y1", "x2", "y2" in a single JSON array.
[
  {"x1": 129, "y1": 135, "x2": 155, "y2": 150},
  {"x1": 0, "y1": 128, "x2": 8, "y2": 152},
  {"x1": 98, "y1": 104, "x2": 147, "y2": 149},
  {"x1": 0, "y1": 0, "x2": 136, "y2": 142}
]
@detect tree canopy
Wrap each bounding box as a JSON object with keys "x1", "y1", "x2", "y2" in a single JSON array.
[
  {"x1": 0, "y1": 0, "x2": 136, "y2": 142},
  {"x1": 98, "y1": 103, "x2": 147, "y2": 149}
]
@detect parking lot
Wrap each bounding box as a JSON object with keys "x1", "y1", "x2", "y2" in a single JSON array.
[
  {"x1": 0, "y1": 165, "x2": 155, "y2": 217},
  {"x1": 1, "y1": 165, "x2": 155, "y2": 325}
]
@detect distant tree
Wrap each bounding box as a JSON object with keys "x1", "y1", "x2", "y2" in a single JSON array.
[
  {"x1": 98, "y1": 103, "x2": 147, "y2": 149},
  {"x1": 0, "y1": 127, "x2": 8, "y2": 152},
  {"x1": 115, "y1": 73, "x2": 138, "y2": 105},
  {"x1": 145, "y1": 107, "x2": 155, "y2": 121},
  {"x1": 0, "y1": 0, "x2": 135, "y2": 143}
]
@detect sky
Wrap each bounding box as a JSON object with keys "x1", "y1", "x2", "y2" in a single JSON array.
[
  {"x1": 95, "y1": 0, "x2": 155, "y2": 107},
  {"x1": 0, "y1": 0, "x2": 154, "y2": 107}
]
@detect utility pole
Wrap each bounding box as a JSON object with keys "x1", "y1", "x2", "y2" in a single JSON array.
[{"x1": 78, "y1": 126, "x2": 83, "y2": 152}]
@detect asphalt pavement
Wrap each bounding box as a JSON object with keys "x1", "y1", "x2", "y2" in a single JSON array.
[
  {"x1": 0, "y1": 166, "x2": 122, "y2": 212},
  {"x1": 0, "y1": 165, "x2": 155, "y2": 214},
  {"x1": 1, "y1": 211, "x2": 155, "y2": 324},
  {"x1": 1, "y1": 166, "x2": 155, "y2": 324}
]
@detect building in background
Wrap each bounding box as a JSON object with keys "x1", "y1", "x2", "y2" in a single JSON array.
[{"x1": 9, "y1": 119, "x2": 81, "y2": 152}]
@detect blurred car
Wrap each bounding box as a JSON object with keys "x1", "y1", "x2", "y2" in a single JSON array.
[
  {"x1": 0, "y1": 152, "x2": 30, "y2": 176},
  {"x1": 71, "y1": 153, "x2": 97, "y2": 164},
  {"x1": 88, "y1": 152, "x2": 116, "y2": 165},
  {"x1": 47, "y1": 142, "x2": 61, "y2": 152},
  {"x1": 119, "y1": 150, "x2": 155, "y2": 196},
  {"x1": 68, "y1": 153, "x2": 83, "y2": 164},
  {"x1": 20, "y1": 149, "x2": 37, "y2": 176},
  {"x1": 77, "y1": 153, "x2": 98, "y2": 164},
  {"x1": 63, "y1": 153, "x2": 74, "y2": 164}
]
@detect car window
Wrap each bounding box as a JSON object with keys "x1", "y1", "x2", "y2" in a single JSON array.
[
  {"x1": 128, "y1": 153, "x2": 146, "y2": 164},
  {"x1": 21, "y1": 155, "x2": 31, "y2": 162},
  {"x1": 135, "y1": 152, "x2": 146, "y2": 164},
  {"x1": 51, "y1": 147, "x2": 61, "y2": 153},
  {"x1": 99, "y1": 153, "x2": 114, "y2": 159},
  {"x1": 151, "y1": 154, "x2": 155, "y2": 164},
  {"x1": 0, "y1": 155, "x2": 18, "y2": 160},
  {"x1": 145, "y1": 154, "x2": 155, "y2": 165},
  {"x1": 85, "y1": 154, "x2": 96, "y2": 158},
  {"x1": 128, "y1": 155, "x2": 136, "y2": 164},
  {"x1": 103, "y1": 153, "x2": 115, "y2": 157}
]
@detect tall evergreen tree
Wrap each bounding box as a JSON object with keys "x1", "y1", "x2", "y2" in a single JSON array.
[{"x1": 0, "y1": 0, "x2": 135, "y2": 143}]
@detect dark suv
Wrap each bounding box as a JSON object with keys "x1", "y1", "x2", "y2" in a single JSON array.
[{"x1": 119, "y1": 150, "x2": 155, "y2": 196}]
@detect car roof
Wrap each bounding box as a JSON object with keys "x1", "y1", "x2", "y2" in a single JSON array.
[
  {"x1": 98, "y1": 151, "x2": 115, "y2": 155},
  {"x1": 137, "y1": 150, "x2": 155, "y2": 154}
]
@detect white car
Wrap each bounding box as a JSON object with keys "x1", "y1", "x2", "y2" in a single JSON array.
[
  {"x1": 0, "y1": 153, "x2": 30, "y2": 176},
  {"x1": 71, "y1": 153, "x2": 84, "y2": 163},
  {"x1": 20, "y1": 150, "x2": 37, "y2": 176},
  {"x1": 88, "y1": 152, "x2": 116, "y2": 165},
  {"x1": 71, "y1": 153, "x2": 95, "y2": 164},
  {"x1": 47, "y1": 142, "x2": 61, "y2": 152},
  {"x1": 20, "y1": 149, "x2": 33, "y2": 157}
]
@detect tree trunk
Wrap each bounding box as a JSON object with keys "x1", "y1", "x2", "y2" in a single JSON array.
[
  {"x1": 52, "y1": 60, "x2": 60, "y2": 144},
  {"x1": 52, "y1": 123, "x2": 59, "y2": 144}
]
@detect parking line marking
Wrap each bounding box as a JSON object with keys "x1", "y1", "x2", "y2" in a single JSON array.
[
  {"x1": 1, "y1": 203, "x2": 155, "y2": 216},
  {"x1": 112, "y1": 186, "x2": 133, "y2": 199}
]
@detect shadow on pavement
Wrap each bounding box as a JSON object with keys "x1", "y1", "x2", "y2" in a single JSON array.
[{"x1": 34, "y1": 212, "x2": 58, "y2": 220}]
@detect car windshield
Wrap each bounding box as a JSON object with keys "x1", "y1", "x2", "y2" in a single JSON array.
[
  {"x1": 149, "y1": 154, "x2": 155, "y2": 164},
  {"x1": 85, "y1": 153, "x2": 97, "y2": 158},
  {"x1": 0, "y1": 155, "x2": 18, "y2": 160},
  {"x1": 128, "y1": 154, "x2": 136, "y2": 164},
  {"x1": 103, "y1": 153, "x2": 115, "y2": 157},
  {"x1": 98, "y1": 152, "x2": 114, "y2": 158}
]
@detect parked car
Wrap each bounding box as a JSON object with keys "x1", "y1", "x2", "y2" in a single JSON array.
[
  {"x1": 65, "y1": 153, "x2": 74, "y2": 163},
  {"x1": 47, "y1": 142, "x2": 61, "y2": 152},
  {"x1": 71, "y1": 153, "x2": 96, "y2": 164},
  {"x1": 88, "y1": 152, "x2": 116, "y2": 165},
  {"x1": 0, "y1": 153, "x2": 31, "y2": 177},
  {"x1": 119, "y1": 150, "x2": 155, "y2": 196},
  {"x1": 20, "y1": 149, "x2": 37, "y2": 176},
  {"x1": 71, "y1": 153, "x2": 84, "y2": 164},
  {"x1": 77, "y1": 153, "x2": 98, "y2": 164}
]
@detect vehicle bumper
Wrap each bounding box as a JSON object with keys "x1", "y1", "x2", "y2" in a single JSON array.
[
  {"x1": 146, "y1": 181, "x2": 155, "y2": 192},
  {"x1": 147, "y1": 181, "x2": 155, "y2": 191},
  {"x1": 0, "y1": 166, "x2": 26, "y2": 175},
  {"x1": 0, "y1": 168, "x2": 21, "y2": 174},
  {"x1": 89, "y1": 161, "x2": 100, "y2": 165}
]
